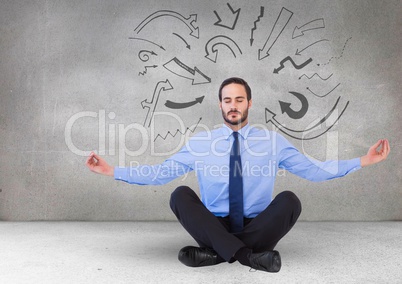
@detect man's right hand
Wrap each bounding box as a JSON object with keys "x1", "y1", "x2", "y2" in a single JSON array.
[{"x1": 86, "y1": 152, "x2": 114, "y2": 177}]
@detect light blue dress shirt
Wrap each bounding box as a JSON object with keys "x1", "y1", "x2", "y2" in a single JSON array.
[{"x1": 115, "y1": 124, "x2": 361, "y2": 218}]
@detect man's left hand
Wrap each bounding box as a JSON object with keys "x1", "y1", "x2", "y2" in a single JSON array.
[{"x1": 360, "y1": 139, "x2": 390, "y2": 167}]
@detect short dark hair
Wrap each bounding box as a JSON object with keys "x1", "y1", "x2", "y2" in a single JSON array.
[{"x1": 218, "y1": 77, "x2": 252, "y2": 102}]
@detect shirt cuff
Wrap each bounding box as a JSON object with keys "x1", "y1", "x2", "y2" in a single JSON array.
[
  {"x1": 114, "y1": 167, "x2": 128, "y2": 181},
  {"x1": 347, "y1": 157, "x2": 362, "y2": 173}
]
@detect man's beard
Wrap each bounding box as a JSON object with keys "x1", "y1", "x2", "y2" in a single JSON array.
[{"x1": 222, "y1": 108, "x2": 249, "y2": 126}]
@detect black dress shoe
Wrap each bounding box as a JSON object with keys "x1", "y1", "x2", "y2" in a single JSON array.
[
  {"x1": 178, "y1": 246, "x2": 220, "y2": 267},
  {"x1": 248, "y1": 250, "x2": 281, "y2": 272}
]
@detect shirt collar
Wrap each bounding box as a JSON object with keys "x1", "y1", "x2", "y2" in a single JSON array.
[{"x1": 221, "y1": 123, "x2": 250, "y2": 140}]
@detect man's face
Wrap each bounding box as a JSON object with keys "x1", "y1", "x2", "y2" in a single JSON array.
[{"x1": 219, "y1": 83, "x2": 252, "y2": 128}]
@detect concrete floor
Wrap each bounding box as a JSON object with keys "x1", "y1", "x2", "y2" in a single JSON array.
[{"x1": 1, "y1": 222, "x2": 401, "y2": 284}]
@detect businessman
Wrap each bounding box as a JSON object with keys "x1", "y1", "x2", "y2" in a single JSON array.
[{"x1": 86, "y1": 77, "x2": 390, "y2": 272}]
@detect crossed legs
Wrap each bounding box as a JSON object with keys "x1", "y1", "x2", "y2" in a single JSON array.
[{"x1": 169, "y1": 185, "x2": 302, "y2": 267}]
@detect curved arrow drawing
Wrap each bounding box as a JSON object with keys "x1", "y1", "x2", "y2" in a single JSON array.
[
  {"x1": 128, "y1": 37, "x2": 165, "y2": 51},
  {"x1": 213, "y1": 3, "x2": 241, "y2": 30},
  {"x1": 307, "y1": 83, "x2": 341, "y2": 98},
  {"x1": 279, "y1": 92, "x2": 309, "y2": 119},
  {"x1": 258, "y1": 7, "x2": 293, "y2": 60},
  {"x1": 295, "y1": 39, "x2": 329, "y2": 55},
  {"x1": 265, "y1": 96, "x2": 349, "y2": 140},
  {"x1": 292, "y1": 18, "x2": 325, "y2": 39},
  {"x1": 163, "y1": 57, "x2": 211, "y2": 85},
  {"x1": 165, "y1": 96, "x2": 204, "y2": 109},
  {"x1": 134, "y1": 10, "x2": 199, "y2": 39},
  {"x1": 267, "y1": 96, "x2": 341, "y2": 133},
  {"x1": 138, "y1": 50, "x2": 157, "y2": 62},
  {"x1": 273, "y1": 56, "x2": 312, "y2": 73},
  {"x1": 172, "y1": 33, "x2": 191, "y2": 49},
  {"x1": 142, "y1": 79, "x2": 173, "y2": 127},
  {"x1": 205, "y1": 35, "x2": 242, "y2": 63},
  {"x1": 250, "y1": 6, "x2": 264, "y2": 46}
]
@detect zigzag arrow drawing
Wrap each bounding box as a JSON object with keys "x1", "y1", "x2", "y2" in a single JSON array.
[
  {"x1": 213, "y1": 3, "x2": 240, "y2": 30},
  {"x1": 154, "y1": 117, "x2": 202, "y2": 142},
  {"x1": 138, "y1": 65, "x2": 157, "y2": 76},
  {"x1": 258, "y1": 7, "x2": 293, "y2": 60},
  {"x1": 250, "y1": 6, "x2": 264, "y2": 46},
  {"x1": 299, "y1": 73, "x2": 333, "y2": 81},
  {"x1": 273, "y1": 56, "x2": 312, "y2": 73},
  {"x1": 142, "y1": 79, "x2": 173, "y2": 127},
  {"x1": 163, "y1": 57, "x2": 211, "y2": 85},
  {"x1": 205, "y1": 35, "x2": 242, "y2": 63},
  {"x1": 134, "y1": 10, "x2": 199, "y2": 39}
]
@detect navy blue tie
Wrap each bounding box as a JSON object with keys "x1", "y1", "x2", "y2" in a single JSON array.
[{"x1": 229, "y1": 132, "x2": 244, "y2": 233}]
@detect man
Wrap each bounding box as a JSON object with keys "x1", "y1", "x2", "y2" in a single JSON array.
[{"x1": 86, "y1": 77, "x2": 390, "y2": 272}]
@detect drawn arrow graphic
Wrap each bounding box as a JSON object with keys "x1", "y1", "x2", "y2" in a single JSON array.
[
  {"x1": 172, "y1": 33, "x2": 191, "y2": 49},
  {"x1": 165, "y1": 96, "x2": 205, "y2": 109},
  {"x1": 273, "y1": 56, "x2": 312, "y2": 73},
  {"x1": 163, "y1": 57, "x2": 211, "y2": 85},
  {"x1": 138, "y1": 65, "x2": 158, "y2": 76},
  {"x1": 295, "y1": 39, "x2": 329, "y2": 55},
  {"x1": 266, "y1": 96, "x2": 342, "y2": 133},
  {"x1": 250, "y1": 6, "x2": 264, "y2": 46},
  {"x1": 205, "y1": 35, "x2": 242, "y2": 63},
  {"x1": 306, "y1": 83, "x2": 341, "y2": 98},
  {"x1": 265, "y1": 97, "x2": 349, "y2": 140},
  {"x1": 292, "y1": 18, "x2": 325, "y2": 39},
  {"x1": 258, "y1": 7, "x2": 293, "y2": 60},
  {"x1": 299, "y1": 73, "x2": 333, "y2": 81},
  {"x1": 138, "y1": 50, "x2": 157, "y2": 62},
  {"x1": 128, "y1": 37, "x2": 165, "y2": 50},
  {"x1": 141, "y1": 79, "x2": 173, "y2": 127},
  {"x1": 279, "y1": 92, "x2": 309, "y2": 119},
  {"x1": 134, "y1": 10, "x2": 199, "y2": 39},
  {"x1": 154, "y1": 117, "x2": 202, "y2": 142},
  {"x1": 213, "y1": 3, "x2": 241, "y2": 30},
  {"x1": 318, "y1": 37, "x2": 352, "y2": 66}
]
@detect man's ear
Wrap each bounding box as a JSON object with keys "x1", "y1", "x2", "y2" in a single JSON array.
[
  {"x1": 248, "y1": 99, "x2": 252, "y2": 109},
  {"x1": 219, "y1": 102, "x2": 222, "y2": 109}
]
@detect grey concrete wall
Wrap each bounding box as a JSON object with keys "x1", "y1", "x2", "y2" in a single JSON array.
[{"x1": 0, "y1": 0, "x2": 401, "y2": 221}]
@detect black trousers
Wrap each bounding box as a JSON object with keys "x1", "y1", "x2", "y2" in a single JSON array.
[{"x1": 170, "y1": 186, "x2": 302, "y2": 262}]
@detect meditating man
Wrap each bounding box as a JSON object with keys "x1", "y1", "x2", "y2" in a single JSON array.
[{"x1": 86, "y1": 77, "x2": 390, "y2": 272}]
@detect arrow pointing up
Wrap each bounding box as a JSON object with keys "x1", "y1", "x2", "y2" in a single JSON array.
[{"x1": 141, "y1": 79, "x2": 173, "y2": 127}]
